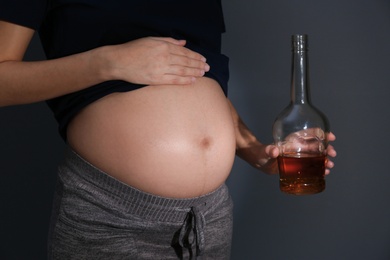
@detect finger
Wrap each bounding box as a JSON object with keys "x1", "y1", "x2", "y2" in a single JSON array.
[
  {"x1": 326, "y1": 144, "x2": 337, "y2": 157},
  {"x1": 169, "y1": 55, "x2": 210, "y2": 72},
  {"x1": 326, "y1": 159, "x2": 334, "y2": 169},
  {"x1": 327, "y1": 132, "x2": 336, "y2": 141},
  {"x1": 265, "y1": 145, "x2": 279, "y2": 158},
  {"x1": 166, "y1": 66, "x2": 206, "y2": 78},
  {"x1": 154, "y1": 37, "x2": 187, "y2": 46},
  {"x1": 169, "y1": 45, "x2": 207, "y2": 62},
  {"x1": 151, "y1": 37, "x2": 206, "y2": 62},
  {"x1": 325, "y1": 168, "x2": 332, "y2": 175}
]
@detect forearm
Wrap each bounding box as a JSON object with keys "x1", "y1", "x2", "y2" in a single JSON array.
[
  {"x1": 228, "y1": 99, "x2": 279, "y2": 174},
  {"x1": 0, "y1": 47, "x2": 106, "y2": 106},
  {"x1": 0, "y1": 19, "x2": 209, "y2": 107},
  {"x1": 228, "y1": 99, "x2": 259, "y2": 151}
]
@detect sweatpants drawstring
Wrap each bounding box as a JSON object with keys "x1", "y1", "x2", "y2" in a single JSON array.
[{"x1": 179, "y1": 206, "x2": 205, "y2": 257}]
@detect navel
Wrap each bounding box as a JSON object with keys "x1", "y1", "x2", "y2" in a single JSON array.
[{"x1": 199, "y1": 137, "x2": 212, "y2": 149}]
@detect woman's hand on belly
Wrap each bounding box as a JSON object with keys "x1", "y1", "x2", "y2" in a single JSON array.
[
  {"x1": 99, "y1": 37, "x2": 210, "y2": 86},
  {"x1": 67, "y1": 78, "x2": 236, "y2": 198}
]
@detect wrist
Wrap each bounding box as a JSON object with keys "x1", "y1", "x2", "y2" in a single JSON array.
[{"x1": 89, "y1": 45, "x2": 116, "y2": 82}]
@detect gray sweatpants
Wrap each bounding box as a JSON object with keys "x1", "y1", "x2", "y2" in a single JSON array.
[{"x1": 48, "y1": 147, "x2": 233, "y2": 259}]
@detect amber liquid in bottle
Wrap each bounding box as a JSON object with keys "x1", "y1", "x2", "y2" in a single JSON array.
[
  {"x1": 273, "y1": 34, "x2": 330, "y2": 195},
  {"x1": 278, "y1": 153, "x2": 326, "y2": 195}
]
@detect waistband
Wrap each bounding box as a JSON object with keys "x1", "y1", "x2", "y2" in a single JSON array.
[{"x1": 58, "y1": 146, "x2": 229, "y2": 223}]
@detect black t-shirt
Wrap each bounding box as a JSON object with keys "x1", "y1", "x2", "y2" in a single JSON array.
[{"x1": 0, "y1": 0, "x2": 229, "y2": 140}]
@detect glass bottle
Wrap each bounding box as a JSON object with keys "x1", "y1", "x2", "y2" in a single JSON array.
[{"x1": 272, "y1": 34, "x2": 330, "y2": 195}]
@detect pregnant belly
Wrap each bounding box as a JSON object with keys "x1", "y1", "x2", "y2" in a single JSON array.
[{"x1": 66, "y1": 77, "x2": 236, "y2": 198}]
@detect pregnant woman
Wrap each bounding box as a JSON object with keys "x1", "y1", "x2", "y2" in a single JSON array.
[{"x1": 0, "y1": 0, "x2": 336, "y2": 259}]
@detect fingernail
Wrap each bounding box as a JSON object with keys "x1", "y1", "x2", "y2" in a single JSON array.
[{"x1": 205, "y1": 64, "x2": 210, "y2": 72}]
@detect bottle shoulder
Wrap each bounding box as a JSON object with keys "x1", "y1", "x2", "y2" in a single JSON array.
[{"x1": 273, "y1": 103, "x2": 329, "y2": 132}]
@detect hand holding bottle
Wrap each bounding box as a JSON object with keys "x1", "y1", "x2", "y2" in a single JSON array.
[{"x1": 251, "y1": 133, "x2": 336, "y2": 176}]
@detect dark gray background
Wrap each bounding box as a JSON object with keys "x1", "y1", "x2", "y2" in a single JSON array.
[{"x1": 1, "y1": 0, "x2": 389, "y2": 259}]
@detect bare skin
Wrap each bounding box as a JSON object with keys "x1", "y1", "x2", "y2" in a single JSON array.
[
  {"x1": 0, "y1": 22, "x2": 208, "y2": 105},
  {"x1": 0, "y1": 20, "x2": 336, "y2": 198},
  {"x1": 67, "y1": 77, "x2": 237, "y2": 197}
]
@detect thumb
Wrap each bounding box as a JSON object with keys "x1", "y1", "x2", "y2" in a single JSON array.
[{"x1": 265, "y1": 144, "x2": 279, "y2": 159}]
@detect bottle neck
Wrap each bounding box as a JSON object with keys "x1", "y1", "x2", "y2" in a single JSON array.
[{"x1": 291, "y1": 35, "x2": 311, "y2": 104}]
